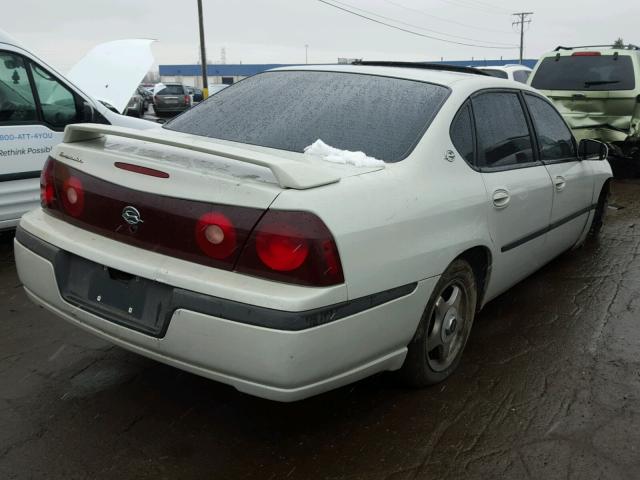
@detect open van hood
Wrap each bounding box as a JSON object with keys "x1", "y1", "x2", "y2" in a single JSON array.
[{"x1": 67, "y1": 39, "x2": 156, "y2": 115}]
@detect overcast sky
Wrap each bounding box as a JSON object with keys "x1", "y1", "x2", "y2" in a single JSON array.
[{"x1": 5, "y1": 0, "x2": 640, "y2": 72}]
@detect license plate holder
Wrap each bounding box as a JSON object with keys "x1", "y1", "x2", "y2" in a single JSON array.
[{"x1": 56, "y1": 252, "x2": 175, "y2": 337}]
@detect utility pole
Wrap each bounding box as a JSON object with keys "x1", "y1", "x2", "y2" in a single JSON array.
[
  {"x1": 197, "y1": 0, "x2": 209, "y2": 99},
  {"x1": 305, "y1": 44, "x2": 309, "y2": 64},
  {"x1": 512, "y1": 12, "x2": 533, "y2": 64}
]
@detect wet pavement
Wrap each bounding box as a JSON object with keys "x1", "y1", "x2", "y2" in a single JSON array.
[{"x1": 1, "y1": 180, "x2": 640, "y2": 479}]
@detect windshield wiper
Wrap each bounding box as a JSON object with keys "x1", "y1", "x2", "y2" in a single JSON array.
[{"x1": 583, "y1": 80, "x2": 620, "y2": 87}]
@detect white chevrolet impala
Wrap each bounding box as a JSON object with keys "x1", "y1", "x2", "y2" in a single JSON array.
[{"x1": 14, "y1": 63, "x2": 612, "y2": 401}]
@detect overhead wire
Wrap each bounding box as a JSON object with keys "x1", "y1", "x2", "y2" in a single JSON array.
[
  {"x1": 382, "y1": 0, "x2": 513, "y2": 35},
  {"x1": 317, "y1": 0, "x2": 519, "y2": 49}
]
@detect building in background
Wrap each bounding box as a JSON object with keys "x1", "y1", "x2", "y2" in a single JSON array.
[
  {"x1": 158, "y1": 59, "x2": 538, "y2": 86},
  {"x1": 159, "y1": 64, "x2": 295, "y2": 87}
]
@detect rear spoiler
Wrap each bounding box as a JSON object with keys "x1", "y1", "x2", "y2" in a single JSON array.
[{"x1": 63, "y1": 123, "x2": 341, "y2": 190}]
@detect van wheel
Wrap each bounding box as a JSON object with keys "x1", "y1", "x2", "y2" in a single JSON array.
[
  {"x1": 589, "y1": 184, "x2": 610, "y2": 236},
  {"x1": 399, "y1": 259, "x2": 477, "y2": 387}
]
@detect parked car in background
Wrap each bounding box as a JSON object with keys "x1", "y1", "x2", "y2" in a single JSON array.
[
  {"x1": 0, "y1": 29, "x2": 157, "y2": 231},
  {"x1": 14, "y1": 63, "x2": 611, "y2": 401},
  {"x1": 153, "y1": 83, "x2": 191, "y2": 116},
  {"x1": 476, "y1": 64, "x2": 532, "y2": 83},
  {"x1": 185, "y1": 86, "x2": 203, "y2": 102},
  {"x1": 124, "y1": 93, "x2": 145, "y2": 117},
  {"x1": 137, "y1": 86, "x2": 153, "y2": 112},
  {"x1": 529, "y1": 44, "x2": 640, "y2": 176}
]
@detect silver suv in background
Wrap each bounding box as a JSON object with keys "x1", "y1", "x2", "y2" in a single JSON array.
[{"x1": 153, "y1": 83, "x2": 192, "y2": 116}]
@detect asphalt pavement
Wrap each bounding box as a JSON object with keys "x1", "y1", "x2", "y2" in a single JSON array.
[{"x1": 1, "y1": 180, "x2": 639, "y2": 479}]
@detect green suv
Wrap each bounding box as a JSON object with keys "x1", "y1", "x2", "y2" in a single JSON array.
[{"x1": 529, "y1": 44, "x2": 640, "y2": 174}]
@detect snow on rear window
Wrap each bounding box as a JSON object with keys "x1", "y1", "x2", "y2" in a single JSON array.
[{"x1": 164, "y1": 70, "x2": 450, "y2": 163}]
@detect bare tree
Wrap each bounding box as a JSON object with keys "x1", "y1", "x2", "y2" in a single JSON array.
[{"x1": 613, "y1": 38, "x2": 625, "y2": 48}]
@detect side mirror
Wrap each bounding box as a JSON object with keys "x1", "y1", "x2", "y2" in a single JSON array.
[
  {"x1": 82, "y1": 102, "x2": 95, "y2": 122},
  {"x1": 578, "y1": 138, "x2": 608, "y2": 160}
]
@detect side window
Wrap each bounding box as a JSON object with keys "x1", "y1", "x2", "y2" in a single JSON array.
[
  {"x1": 450, "y1": 102, "x2": 475, "y2": 165},
  {"x1": 513, "y1": 70, "x2": 530, "y2": 84},
  {"x1": 524, "y1": 94, "x2": 576, "y2": 162},
  {"x1": 472, "y1": 92, "x2": 535, "y2": 169},
  {"x1": 0, "y1": 51, "x2": 37, "y2": 123},
  {"x1": 30, "y1": 63, "x2": 81, "y2": 128}
]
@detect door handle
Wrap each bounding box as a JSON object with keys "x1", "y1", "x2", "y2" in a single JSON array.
[
  {"x1": 492, "y1": 189, "x2": 510, "y2": 209},
  {"x1": 554, "y1": 176, "x2": 567, "y2": 192}
]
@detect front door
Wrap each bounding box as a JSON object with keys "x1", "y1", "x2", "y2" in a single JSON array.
[{"x1": 524, "y1": 93, "x2": 595, "y2": 255}]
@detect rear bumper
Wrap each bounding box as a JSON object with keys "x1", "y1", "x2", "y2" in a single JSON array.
[{"x1": 14, "y1": 227, "x2": 435, "y2": 402}]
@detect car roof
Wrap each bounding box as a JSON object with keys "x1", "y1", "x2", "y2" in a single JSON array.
[
  {"x1": 541, "y1": 46, "x2": 640, "y2": 58},
  {"x1": 270, "y1": 64, "x2": 531, "y2": 91}
]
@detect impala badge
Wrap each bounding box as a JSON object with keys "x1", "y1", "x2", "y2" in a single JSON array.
[{"x1": 122, "y1": 206, "x2": 144, "y2": 225}]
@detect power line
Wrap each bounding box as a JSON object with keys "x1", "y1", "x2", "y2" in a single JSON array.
[
  {"x1": 327, "y1": 0, "x2": 516, "y2": 46},
  {"x1": 512, "y1": 12, "x2": 533, "y2": 64},
  {"x1": 317, "y1": 0, "x2": 519, "y2": 50},
  {"x1": 382, "y1": 0, "x2": 514, "y2": 35},
  {"x1": 434, "y1": 0, "x2": 511, "y2": 15}
]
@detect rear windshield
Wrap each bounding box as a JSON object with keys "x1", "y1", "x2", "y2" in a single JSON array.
[
  {"x1": 157, "y1": 85, "x2": 184, "y2": 95},
  {"x1": 531, "y1": 55, "x2": 635, "y2": 91},
  {"x1": 164, "y1": 70, "x2": 450, "y2": 162},
  {"x1": 481, "y1": 69, "x2": 508, "y2": 79}
]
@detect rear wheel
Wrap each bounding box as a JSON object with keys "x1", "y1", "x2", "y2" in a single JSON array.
[{"x1": 400, "y1": 259, "x2": 477, "y2": 387}]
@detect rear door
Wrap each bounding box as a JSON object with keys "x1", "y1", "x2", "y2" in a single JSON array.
[
  {"x1": 468, "y1": 90, "x2": 554, "y2": 299},
  {"x1": 524, "y1": 93, "x2": 594, "y2": 254}
]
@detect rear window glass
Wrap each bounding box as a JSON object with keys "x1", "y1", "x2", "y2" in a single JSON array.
[
  {"x1": 531, "y1": 55, "x2": 635, "y2": 91},
  {"x1": 164, "y1": 71, "x2": 450, "y2": 162},
  {"x1": 157, "y1": 85, "x2": 184, "y2": 95},
  {"x1": 481, "y1": 69, "x2": 508, "y2": 79}
]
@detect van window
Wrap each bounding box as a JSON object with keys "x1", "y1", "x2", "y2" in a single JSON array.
[
  {"x1": 472, "y1": 92, "x2": 535, "y2": 169},
  {"x1": 30, "y1": 63, "x2": 80, "y2": 128},
  {"x1": 0, "y1": 52, "x2": 37, "y2": 123},
  {"x1": 531, "y1": 55, "x2": 635, "y2": 91},
  {"x1": 513, "y1": 70, "x2": 530, "y2": 84}
]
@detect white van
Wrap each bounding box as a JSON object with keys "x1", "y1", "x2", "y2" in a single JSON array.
[{"x1": 0, "y1": 30, "x2": 158, "y2": 231}]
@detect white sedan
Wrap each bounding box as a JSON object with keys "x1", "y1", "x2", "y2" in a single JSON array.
[{"x1": 14, "y1": 63, "x2": 611, "y2": 401}]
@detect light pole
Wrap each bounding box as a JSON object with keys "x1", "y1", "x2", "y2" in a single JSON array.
[
  {"x1": 197, "y1": 0, "x2": 209, "y2": 99},
  {"x1": 305, "y1": 44, "x2": 309, "y2": 64}
]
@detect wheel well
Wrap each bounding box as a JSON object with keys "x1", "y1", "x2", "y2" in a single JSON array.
[{"x1": 457, "y1": 246, "x2": 491, "y2": 311}]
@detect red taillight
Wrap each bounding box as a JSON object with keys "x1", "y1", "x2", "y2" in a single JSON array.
[
  {"x1": 40, "y1": 156, "x2": 56, "y2": 207},
  {"x1": 256, "y1": 224, "x2": 310, "y2": 271},
  {"x1": 61, "y1": 176, "x2": 85, "y2": 217},
  {"x1": 195, "y1": 212, "x2": 237, "y2": 259},
  {"x1": 184, "y1": 95, "x2": 190, "y2": 104},
  {"x1": 236, "y1": 210, "x2": 344, "y2": 287},
  {"x1": 572, "y1": 51, "x2": 601, "y2": 56}
]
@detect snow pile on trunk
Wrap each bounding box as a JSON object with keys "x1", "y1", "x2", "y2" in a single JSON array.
[{"x1": 304, "y1": 139, "x2": 385, "y2": 167}]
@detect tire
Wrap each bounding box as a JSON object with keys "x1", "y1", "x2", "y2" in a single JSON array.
[
  {"x1": 589, "y1": 183, "x2": 610, "y2": 236},
  {"x1": 399, "y1": 258, "x2": 478, "y2": 387}
]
